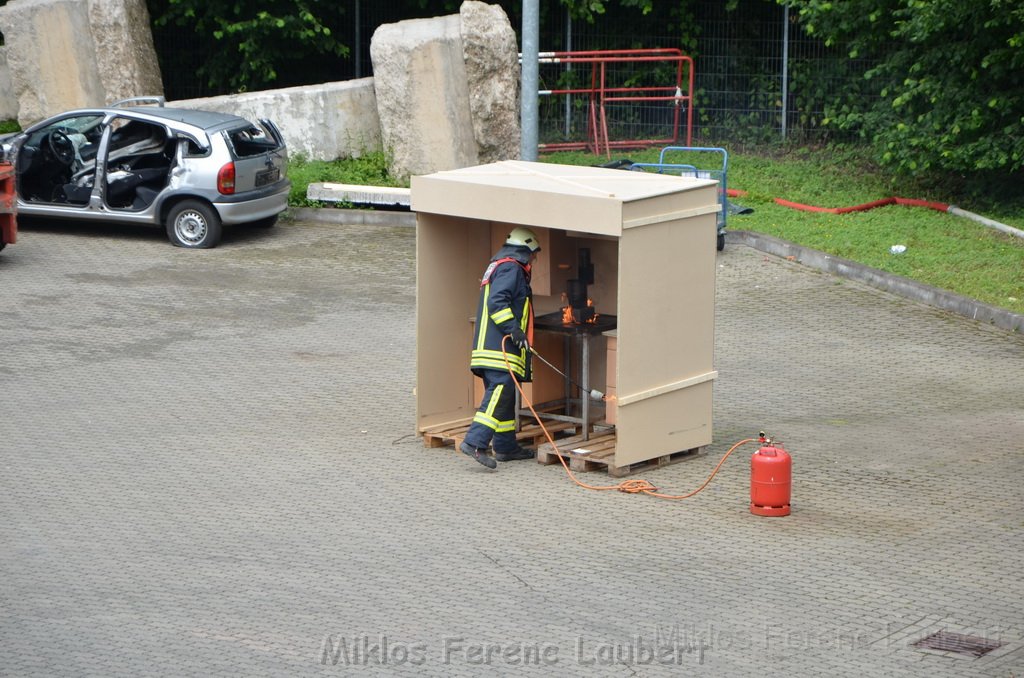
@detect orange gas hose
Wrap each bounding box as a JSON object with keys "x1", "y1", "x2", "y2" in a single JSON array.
[{"x1": 502, "y1": 336, "x2": 755, "y2": 500}]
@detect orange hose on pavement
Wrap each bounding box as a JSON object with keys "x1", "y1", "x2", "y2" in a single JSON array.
[{"x1": 502, "y1": 336, "x2": 755, "y2": 500}]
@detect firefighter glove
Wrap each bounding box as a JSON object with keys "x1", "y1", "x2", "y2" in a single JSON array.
[{"x1": 508, "y1": 327, "x2": 529, "y2": 351}]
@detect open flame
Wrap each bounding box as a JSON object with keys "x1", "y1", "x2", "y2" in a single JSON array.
[{"x1": 561, "y1": 296, "x2": 598, "y2": 325}]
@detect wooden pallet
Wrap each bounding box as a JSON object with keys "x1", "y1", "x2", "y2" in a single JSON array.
[
  {"x1": 420, "y1": 418, "x2": 575, "y2": 451},
  {"x1": 536, "y1": 431, "x2": 704, "y2": 477}
]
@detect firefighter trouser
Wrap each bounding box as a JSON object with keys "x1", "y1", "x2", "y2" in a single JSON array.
[{"x1": 463, "y1": 369, "x2": 519, "y2": 454}]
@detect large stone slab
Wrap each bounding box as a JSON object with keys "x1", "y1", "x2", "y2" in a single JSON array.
[
  {"x1": 87, "y1": 0, "x2": 162, "y2": 109},
  {"x1": 0, "y1": 49, "x2": 17, "y2": 121},
  {"x1": 171, "y1": 79, "x2": 381, "y2": 162},
  {"x1": 370, "y1": 2, "x2": 520, "y2": 181},
  {"x1": 460, "y1": 1, "x2": 519, "y2": 164},
  {"x1": 370, "y1": 14, "x2": 478, "y2": 181},
  {"x1": 0, "y1": 0, "x2": 162, "y2": 127},
  {"x1": 0, "y1": 0, "x2": 101, "y2": 126}
]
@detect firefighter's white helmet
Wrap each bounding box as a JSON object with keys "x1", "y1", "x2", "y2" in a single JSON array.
[{"x1": 505, "y1": 227, "x2": 541, "y2": 252}]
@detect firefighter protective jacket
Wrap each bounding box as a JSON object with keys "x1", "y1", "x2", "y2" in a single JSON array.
[{"x1": 470, "y1": 245, "x2": 534, "y2": 381}]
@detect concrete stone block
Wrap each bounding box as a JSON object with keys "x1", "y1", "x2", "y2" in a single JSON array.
[
  {"x1": 170, "y1": 79, "x2": 381, "y2": 162},
  {"x1": 87, "y1": 0, "x2": 163, "y2": 108},
  {"x1": 0, "y1": 0, "x2": 162, "y2": 128},
  {"x1": 0, "y1": 0, "x2": 102, "y2": 126},
  {"x1": 370, "y1": 13, "x2": 478, "y2": 182},
  {"x1": 0, "y1": 49, "x2": 18, "y2": 121},
  {"x1": 370, "y1": 2, "x2": 520, "y2": 180},
  {"x1": 460, "y1": 1, "x2": 520, "y2": 164}
]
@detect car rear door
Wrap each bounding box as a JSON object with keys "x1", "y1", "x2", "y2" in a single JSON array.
[{"x1": 224, "y1": 119, "x2": 287, "y2": 193}]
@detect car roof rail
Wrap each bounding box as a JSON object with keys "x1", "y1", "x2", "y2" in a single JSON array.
[{"x1": 110, "y1": 96, "x2": 167, "y2": 108}]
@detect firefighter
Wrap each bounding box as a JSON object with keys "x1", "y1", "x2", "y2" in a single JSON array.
[{"x1": 460, "y1": 227, "x2": 541, "y2": 469}]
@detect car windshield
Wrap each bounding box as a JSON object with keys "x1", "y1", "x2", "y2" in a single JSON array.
[{"x1": 48, "y1": 116, "x2": 104, "y2": 135}]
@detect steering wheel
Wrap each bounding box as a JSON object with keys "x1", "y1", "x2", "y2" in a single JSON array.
[{"x1": 48, "y1": 128, "x2": 75, "y2": 165}]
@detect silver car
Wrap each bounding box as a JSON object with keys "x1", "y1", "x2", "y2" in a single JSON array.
[{"x1": 0, "y1": 97, "x2": 290, "y2": 248}]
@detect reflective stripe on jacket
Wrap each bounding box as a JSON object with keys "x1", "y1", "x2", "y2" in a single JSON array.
[{"x1": 470, "y1": 246, "x2": 534, "y2": 381}]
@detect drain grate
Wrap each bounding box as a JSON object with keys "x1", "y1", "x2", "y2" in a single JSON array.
[{"x1": 913, "y1": 630, "x2": 1003, "y2": 658}]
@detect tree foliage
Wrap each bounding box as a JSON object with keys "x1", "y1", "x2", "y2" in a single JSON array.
[
  {"x1": 147, "y1": 0, "x2": 659, "y2": 96},
  {"x1": 560, "y1": 0, "x2": 654, "y2": 22},
  {"x1": 147, "y1": 0, "x2": 349, "y2": 93},
  {"x1": 787, "y1": 0, "x2": 1024, "y2": 177},
  {"x1": 145, "y1": 0, "x2": 1023, "y2": 183}
]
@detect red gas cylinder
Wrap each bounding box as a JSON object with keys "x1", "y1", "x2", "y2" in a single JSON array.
[{"x1": 750, "y1": 442, "x2": 791, "y2": 516}]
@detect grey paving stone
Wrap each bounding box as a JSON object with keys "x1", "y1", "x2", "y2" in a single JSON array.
[{"x1": 0, "y1": 218, "x2": 1021, "y2": 677}]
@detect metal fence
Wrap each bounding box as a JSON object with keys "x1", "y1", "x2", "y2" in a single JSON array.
[
  {"x1": 154, "y1": 0, "x2": 877, "y2": 148},
  {"x1": 534, "y1": 2, "x2": 878, "y2": 147}
]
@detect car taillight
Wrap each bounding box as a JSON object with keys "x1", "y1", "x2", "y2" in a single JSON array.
[{"x1": 217, "y1": 162, "x2": 235, "y2": 195}]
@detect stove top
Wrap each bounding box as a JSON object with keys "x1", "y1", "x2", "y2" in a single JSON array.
[{"x1": 534, "y1": 311, "x2": 618, "y2": 335}]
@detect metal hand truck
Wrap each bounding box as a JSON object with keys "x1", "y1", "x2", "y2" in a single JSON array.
[{"x1": 628, "y1": 146, "x2": 729, "y2": 251}]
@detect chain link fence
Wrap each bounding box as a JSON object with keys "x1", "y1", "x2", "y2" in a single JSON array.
[
  {"x1": 154, "y1": 0, "x2": 878, "y2": 148},
  {"x1": 534, "y1": 1, "x2": 878, "y2": 148}
]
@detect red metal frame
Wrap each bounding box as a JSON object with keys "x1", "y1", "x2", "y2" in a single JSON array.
[
  {"x1": 535, "y1": 48, "x2": 695, "y2": 157},
  {"x1": 0, "y1": 163, "x2": 16, "y2": 247}
]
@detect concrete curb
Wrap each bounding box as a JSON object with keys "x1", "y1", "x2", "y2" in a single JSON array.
[
  {"x1": 727, "y1": 230, "x2": 1023, "y2": 333},
  {"x1": 289, "y1": 206, "x2": 416, "y2": 227},
  {"x1": 287, "y1": 208, "x2": 1022, "y2": 334}
]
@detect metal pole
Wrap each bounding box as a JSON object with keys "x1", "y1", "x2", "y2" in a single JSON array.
[
  {"x1": 564, "y1": 8, "x2": 572, "y2": 139},
  {"x1": 781, "y1": 3, "x2": 789, "y2": 140},
  {"x1": 521, "y1": 0, "x2": 540, "y2": 161},
  {"x1": 354, "y1": 0, "x2": 362, "y2": 78},
  {"x1": 581, "y1": 335, "x2": 591, "y2": 440}
]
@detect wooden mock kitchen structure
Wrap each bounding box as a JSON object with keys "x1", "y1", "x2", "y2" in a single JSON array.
[{"x1": 411, "y1": 160, "x2": 720, "y2": 471}]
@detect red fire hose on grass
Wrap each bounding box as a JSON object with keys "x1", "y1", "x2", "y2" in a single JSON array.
[
  {"x1": 726, "y1": 188, "x2": 1024, "y2": 241},
  {"x1": 774, "y1": 196, "x2": 950, "y2": 214}
]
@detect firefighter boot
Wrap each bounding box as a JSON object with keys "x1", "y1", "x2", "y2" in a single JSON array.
[
  {"x1": 495, "y1": 446, "x2": 535, "y2": 462},
  {"x1": 460, "y1": 442, "x2": 497, "y2": 469}
]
